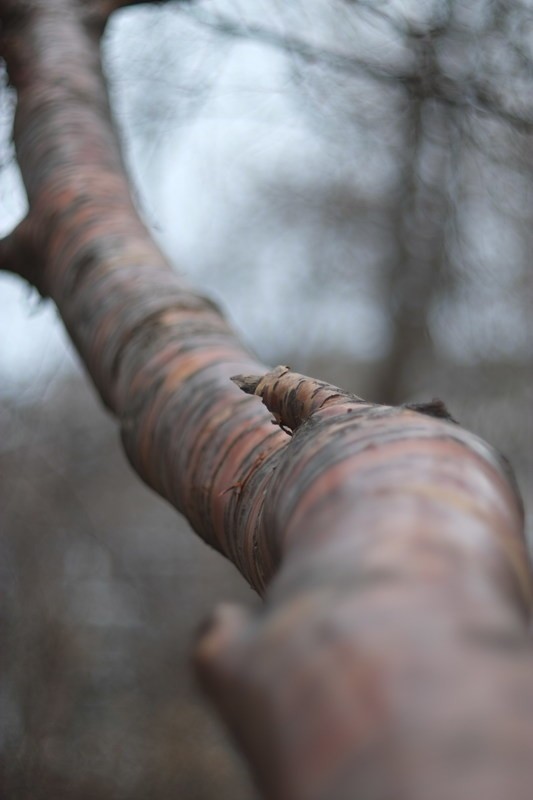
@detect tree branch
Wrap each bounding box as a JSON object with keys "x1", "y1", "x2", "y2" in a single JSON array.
[
  {"x1": 0, "y1": 217, "x2": 45, "y2": 292},
  {"x1": 2, "y1": 2, "x2": 533, "y2": 799}
]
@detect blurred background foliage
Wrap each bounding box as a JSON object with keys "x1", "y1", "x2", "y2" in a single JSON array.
[{"x1": 1, "y1": 0, "x2": 532, "y2": 797}]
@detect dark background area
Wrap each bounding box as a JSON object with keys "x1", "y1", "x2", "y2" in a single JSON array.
[{"x1": 0, "y1": 375, "x2": 259, "y2": 799}]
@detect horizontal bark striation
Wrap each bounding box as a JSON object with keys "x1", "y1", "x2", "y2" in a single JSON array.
[
  {"x1": 2, "y1": 2, "x2": 533, "y2": 799},
  {"x1": 0, "y1": 0, "x2": 296, "y2": 587},
  {"x1": 200, "y1": 373, "x2": 533, "y2": 800}
]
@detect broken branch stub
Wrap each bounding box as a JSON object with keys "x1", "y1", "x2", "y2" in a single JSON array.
[{"x1": 231, "y1": 365, "x2": 364, "y2": 432}]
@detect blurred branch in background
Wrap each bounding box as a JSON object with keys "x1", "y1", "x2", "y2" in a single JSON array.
[{"x1": 178, "y1": 2, "x2": 533, "y2": 130}]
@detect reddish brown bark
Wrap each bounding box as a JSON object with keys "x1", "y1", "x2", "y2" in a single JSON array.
[{"x1": 1, "y1": 2, "x2": 533, "y2": 799}]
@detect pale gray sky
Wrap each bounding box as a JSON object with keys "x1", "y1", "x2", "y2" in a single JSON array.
[
  {"x1": 0, "y1": 2, "x2": 390, "y2": 391},
  {"x1": 1, "y1": 0, "x2": 532, "y2": 393}
]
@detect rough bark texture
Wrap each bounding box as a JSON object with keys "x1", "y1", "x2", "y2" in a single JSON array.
[{"x1": 1, "y1": 2, "x2": 533, "y2": 799}]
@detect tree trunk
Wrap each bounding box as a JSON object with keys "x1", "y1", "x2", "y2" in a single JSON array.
[{"x1": 1, "y1": 2, "x2": 533, "y2": 799}]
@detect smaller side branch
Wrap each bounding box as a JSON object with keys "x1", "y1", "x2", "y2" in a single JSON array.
[
  {"x1": 232, "y1": 365, "x2": 365, "y2": 433},
  {"x1": 0, "y1": 218, "x2": 45, "y2": 293}
]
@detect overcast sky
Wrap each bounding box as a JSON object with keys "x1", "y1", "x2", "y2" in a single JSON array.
[
  {"x1": 0, "y1": 2, "x2": 394, "y2": 392},
  {"x1": 1, "y1": 0, "x2": 532, "y2": 393}
]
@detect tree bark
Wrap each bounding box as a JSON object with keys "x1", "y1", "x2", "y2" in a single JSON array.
[{"x1": 1, "y1": 2, "x2": 533, "y2": 799}]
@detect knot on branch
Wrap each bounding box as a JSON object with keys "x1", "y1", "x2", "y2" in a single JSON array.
[
  {"x1": 403, "y1": 398, "x2": 457, "y2": 423},
  {"x1": 232, "y1": 365, "x2": 362, "y2": 433}
]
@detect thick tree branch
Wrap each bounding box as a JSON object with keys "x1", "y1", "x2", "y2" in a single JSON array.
[{"x1": 2, "y1": 2, "x2": 533, "y2": 799}]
